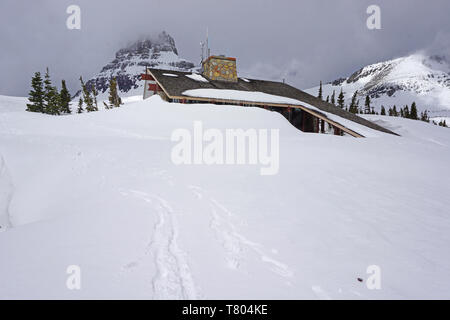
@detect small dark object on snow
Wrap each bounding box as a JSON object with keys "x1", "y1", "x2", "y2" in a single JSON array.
[{"x1": 357, "y1": 278, "x2": 363, "y2": 282}]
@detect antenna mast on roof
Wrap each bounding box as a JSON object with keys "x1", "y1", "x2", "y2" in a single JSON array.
[
  {"x1": 206, "y1": 27, "x2": 210, "y2": 57},
  {"x1": 200, "y1": 41, "x2": 205, "y2": 64}
]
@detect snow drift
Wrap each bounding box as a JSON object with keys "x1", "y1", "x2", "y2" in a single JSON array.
[{"x1": 0, "y1": 94, "x2": 449, "y2": 299}]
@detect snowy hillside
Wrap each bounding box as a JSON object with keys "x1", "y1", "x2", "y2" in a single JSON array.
[
  {"x1": 0, "y1": 94, "x2": 450, "y2": 299},
  {"x1": 305, "y1": 53, "x2": 450, "y2": 119},
  {"x1": 82, "y1": 31, "x2": 195, "y2": 99}
]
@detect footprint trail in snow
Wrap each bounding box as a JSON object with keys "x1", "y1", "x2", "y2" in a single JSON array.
[
  {"x1": 188, "y1": 185, "x2": 294, "y2": 278},
  {"x1": 122, "y1": 189, "x2": 199, "y2": 299}
]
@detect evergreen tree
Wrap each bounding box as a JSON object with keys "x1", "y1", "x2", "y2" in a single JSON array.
[
  {"x1": 410, "y1": 102, "x2": 418, "y2": 120},
  {"x1": 108, "y1": 77, "x2": 122, "y2": 108},
  {"x1": 51, "y1": 91, "x2": 62, "y2": 115},
  {"x1": 47, "y1": 90, "x2": 61, "y2": 115},
  {"x1": 77, "y1": 97, "x2": 84, "y2": 114},
  {"x1": 318, "y1": 81, "x2": 323, "y2": 100},
  {"x1": 420, "y1": 109, "x2": 430, "y2": 122},
  {"x1": 91, "y1": 84, "x2": 98, "y2": 111},
  {"x1": 380, "y1": 105, "x2": 386, "y2": 115},
  {"x1": 337, "y1": 88, "x2": 345, "y2": 109},
  {"x1": 43, "y1": 68, "x2": 52, "y2": 103},
  {"x1": 400, "y1": 108, "x2": 404, "y2": 118},
  {"x1": 60, "y1": 80, "x2": 72, "y2": 114},
  {"x1": 349, "y1": 91, "x2": 358, "y2": 114},
  {"x1": 26, "y1": 72, "x2": 45, "y2": 113},
  {"x1": 80, "y1": 76, "x2": 95, "y2": 112},
  {"x1": 43, "y1": 67, "x2": 60, "y2": 115},
  {"x1": 364, "y1": 95, "x2": 371, "y2": 114},
  {"x1": 392, "y1": 105, "x2": 398, "y2": 116},
  {"x1": 331, "y1": 90, "x2": 336, "y2": 105},
  {"x1": 438, "y1": 120, "x2": 448, "y2": 127},
  {"x1": 403, "y1": 105, "x2": 410, "y2": 118},
  {"x1": 325, "y1": 95, "x2": 329, "y2": 103}
]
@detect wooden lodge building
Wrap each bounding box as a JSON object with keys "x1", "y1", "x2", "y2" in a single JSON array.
[{"x1": 141, "y1": 55, "x2": 396, "y2": 138}]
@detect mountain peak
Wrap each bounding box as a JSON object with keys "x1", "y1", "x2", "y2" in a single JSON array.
[
  {"x1": 84, "y1": 32, "x2": 195, "y2": 97},
  {"x1": 116, "y1": 31, "x2": 179, "y2": 60},
  {"x1": 306, "y1": 52, "x2": 450, "y2": 117}
]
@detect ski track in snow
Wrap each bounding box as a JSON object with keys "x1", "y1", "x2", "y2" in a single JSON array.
[
  {"x1": 122, "y1": 189, "x2": 199, "y2": 300},
  {"x1": 0, "y1": 155, "x2": 14, "y2": 231},
  {"x1": 188, "y1": 185, "x2": 294, "y2": 278}
]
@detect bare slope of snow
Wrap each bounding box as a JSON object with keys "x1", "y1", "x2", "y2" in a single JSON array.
[
  {"x1": 0, "y1": 94, "x2": 449, "y2": 299},
  {"x1": 0, "y1": 155, "x2": 13, "y2": 230},
  {"x1": 305, "y1": 53, "x2": 450, "y2": 117}
]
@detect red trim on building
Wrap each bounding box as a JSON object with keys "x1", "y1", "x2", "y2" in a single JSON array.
[{"x1": 141, "y1": 74, "x2": 154, "y2": 81}]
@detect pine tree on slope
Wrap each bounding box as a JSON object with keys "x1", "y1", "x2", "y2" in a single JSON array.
[
  {"x1": 26, "y1": 72, "x2": 45, "y2": 113},
  {"x1": 337, "y1": 88, "x2": 345, "y2": 109},
  {"x1": 392, "y1": 105, "x2": 398, "y2": 116},
  {"x1": 318, "y1": 81, "x2": 323, "y2": 100},
  {"x1": 364, "y1": 95, "x2": 371, "y2": 114},
  {"x1": 410, "y1": 102, "x2": 418, "y2": 120},
  {"x1": 403, "y1": 105, "x2": 410, "y2": 119},
  {"x1": 77, "y1": 97, "x2": 84, "y2": 114},
  {"x1": 80, "y1": 76, "x2": 95, "y2": 112},
  {"x1": 49, "y1": 87, "x2": 61, "y2": 115},
  {"x1": 108, "y1": 77, "x2": 122, "y2": 108},
  {"x1": 420, "y1": 110, "x2": 429, "y2": 122},
  {"x1": 43, "y1": 68, "x2": 60, "y2": 115},
  {"x1": 60, "y1": 80, "x2": 72, "y2": 114},
  {"x1": 349, "y1": 91, "x2": 358, "y2": 114},
  {"x1": 91, "y1": 84, "x2": 98, "y2": 111}
]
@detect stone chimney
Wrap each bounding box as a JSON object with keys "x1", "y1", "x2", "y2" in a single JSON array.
[{"x1": 202, "y1": 55, "x2": 237, "y2": 82}]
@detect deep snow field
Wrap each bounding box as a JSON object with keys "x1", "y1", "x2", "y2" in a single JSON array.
[{"x1": 0, "y1": 94, "x2": 449, "y2": 299}]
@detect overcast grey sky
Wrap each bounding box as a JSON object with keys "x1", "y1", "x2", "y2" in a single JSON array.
[{"x1": 1, "y1": 0, "x2": 449, "y2": 96}]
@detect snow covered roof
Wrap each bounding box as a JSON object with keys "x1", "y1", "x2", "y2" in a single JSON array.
[
  {"x1": 147, "y1": 68, "x2": 397, "y2": 136},
  {"x1": 185, "y1": 73, "x2": 209, "y2": 82},
  {"x1": 182, "y1": 89, "x2": 305, "y2": 105}
]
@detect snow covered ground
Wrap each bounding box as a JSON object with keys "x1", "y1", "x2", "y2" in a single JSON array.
[{"x1": 0, "y1": 94, "x2": 449, "y2": 299}]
